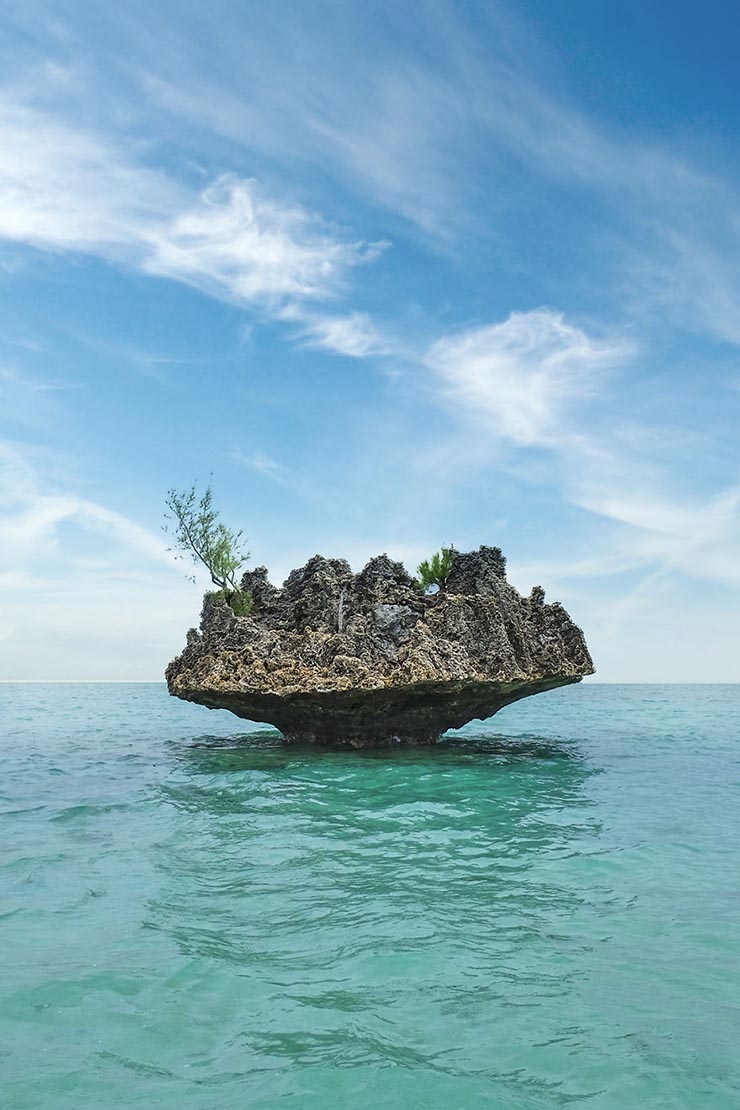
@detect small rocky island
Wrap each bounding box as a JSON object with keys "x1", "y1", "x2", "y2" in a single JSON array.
[{"x1": 167, "y1": 546, "x2": 594, "y2": 747}]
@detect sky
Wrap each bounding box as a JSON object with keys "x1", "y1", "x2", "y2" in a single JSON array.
[{"x1": 1, "y1": 0, "x2": 739, "y2": 681}]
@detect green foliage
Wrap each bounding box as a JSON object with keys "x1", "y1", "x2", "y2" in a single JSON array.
[
  {"x1": 207, "y1": 588, "x2": 253, "y2": 616},
  {"x1": 164, "y1": 483, "x2": 251, "y2": 612},
  {"x1": 227, "y1": 589, "x2": 253, "y2": 616},
  {"x1": 416, "y1": 546, "x2": 455, "y2": 593}
]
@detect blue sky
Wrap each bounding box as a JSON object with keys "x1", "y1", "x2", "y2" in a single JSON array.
[{"x1": 1, "y1": 0, "x2": 739, "y2": 681}]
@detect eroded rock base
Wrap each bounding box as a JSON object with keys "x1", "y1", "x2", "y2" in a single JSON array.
[{"x1": 176, "y1": 675, "x2": 580, "y2": 749}]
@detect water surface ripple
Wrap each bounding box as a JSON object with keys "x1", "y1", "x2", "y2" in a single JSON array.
[{"x1": 2, "y1": 683, "x2": 740, "y2": 1108}]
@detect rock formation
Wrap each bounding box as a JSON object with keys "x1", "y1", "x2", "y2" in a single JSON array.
[{"x1": 166, "y1": 546, "x2": 594, "y2": 747}]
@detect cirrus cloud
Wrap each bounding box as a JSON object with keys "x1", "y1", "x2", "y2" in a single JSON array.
[
  {"x1": 425, "y1": 309, "x2": 633, "y2": 446},
  {"x1": 0, "y1": 98, "x2": 383, "y2": 311}
]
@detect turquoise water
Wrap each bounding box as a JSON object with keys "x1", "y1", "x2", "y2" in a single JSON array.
[{"x1": 2, "y1": 684, "x2": 740, "y2": 1108}]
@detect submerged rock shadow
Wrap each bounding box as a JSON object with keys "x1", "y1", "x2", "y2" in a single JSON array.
[
  {"x1": 169, "y1": 726, "x2": 585, "y2": 778},
  {"x1": 147, "y1": 723, "x2": 603, "y2": 978}
]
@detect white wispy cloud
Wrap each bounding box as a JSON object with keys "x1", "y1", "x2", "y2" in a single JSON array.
[
  {"x1": 291, "y1": 310, "x2": 392, "y2": 358},
  {"x1": 231, "y1": 447, "x2": 336, "y2": 514},
  {"x1": 419, "y1": 309, "x2": 740, "y2": 597},
  {"x1": 233, "y1": 449, "x2": 291, "y2": 484},
  {"x1": 0, "y1": 98, "x2": 381, "y2": 310},
  {"x1": 142, "y1": 177, "x2": 384, "y2": 305},
  {"x1": 0, "y1": 442, "x2": 175, "y2": 568},
  {"x1": 1, "y1": 364, "x2": 80, "y2": 432},
  {"x1": 0, "y1": 440, "x2": 201, "y2": 678},
  {"x1": 572, "y1": 478, "x2": 740, "y2": 589},
  {"x1": 425, "y1": 309, "x2": 632, "y2": 446}
]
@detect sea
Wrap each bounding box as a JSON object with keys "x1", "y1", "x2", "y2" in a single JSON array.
[{"x1": 2, "y1": 682, "x2": 739, "y2": 1109}]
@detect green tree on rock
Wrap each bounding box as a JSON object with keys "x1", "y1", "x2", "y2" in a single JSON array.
[
  {"x1": 164, "y1": 483, "x2": 252, "y2": 615},
  {"x1": 416, "y1": 546, "x2": 456, "y2": 593}
]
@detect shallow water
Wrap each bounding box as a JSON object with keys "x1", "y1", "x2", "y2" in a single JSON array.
[{"x1": 2, "y1": 683, "x2": 740, "y2": 1108}]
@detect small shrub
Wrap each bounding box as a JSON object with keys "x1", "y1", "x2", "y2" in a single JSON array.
[
  {"x1": 228, "y1": 589, "x2": 253, "y2": 617},
  {"x1": 416, "y1": 546, "x2": 455, "y2": 593},
  {"x1": 207, "y1": 588, "x2": 253, "y2": 616},
  {"x1": 164, "y1": 482, "x2": 248, "y2": 592}
]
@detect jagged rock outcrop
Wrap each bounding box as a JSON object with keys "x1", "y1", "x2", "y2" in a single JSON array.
[{"x1": 166, "y1": 546, "x2": 594, "y2": 747}]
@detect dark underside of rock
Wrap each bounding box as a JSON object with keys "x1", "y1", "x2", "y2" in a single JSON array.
[{"x1": 166, "y1": 546, "x2": 594, "y2": 748}]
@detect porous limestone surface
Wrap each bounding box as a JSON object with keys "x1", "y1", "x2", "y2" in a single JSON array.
[{"x1": 166, "y1": 546, "x2": 594, "y2": 747}]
